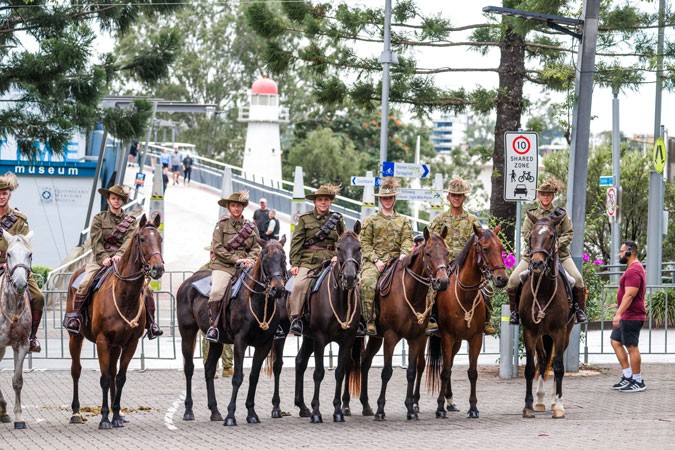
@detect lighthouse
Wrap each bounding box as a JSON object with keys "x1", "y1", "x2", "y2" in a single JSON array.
[{"x1": 239, "y1": 76, "x2": 289, "y2": 184}]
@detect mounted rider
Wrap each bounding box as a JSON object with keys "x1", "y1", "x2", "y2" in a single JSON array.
[
  {"x1": 429, "y1": 177, "x2": 497, "y2": 335},
  {"x1": 360, "y1": 177, "x2": 414, "y2": 336},
  {"x1": 63, "y1": 184, "x2": 163, "y2": 339},
  {"x1": 288, "y1": 184, "x2": 346, "y2": 336},
  {"x1": 0, "y1": 172, "x2": 44, "y2": 352},
  {"x1": 205, "y1": 190, "x2": 261, "y2": 343},
  {"x1": 506, "y1": 176, "x2": 587, "y2": 324}
]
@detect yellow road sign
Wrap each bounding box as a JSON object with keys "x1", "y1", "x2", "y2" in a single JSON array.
[{"x1": 653, "y1": 138, "x2": 667, "y2": 173}]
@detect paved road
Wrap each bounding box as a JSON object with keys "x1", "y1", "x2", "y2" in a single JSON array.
[{"x1": 0, "y1": 363, "x2": 671, "y2": 449}]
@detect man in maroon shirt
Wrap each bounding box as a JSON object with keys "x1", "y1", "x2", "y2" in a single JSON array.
[{"x1": 610, "y1": 240, "x2": 647, "y2": 392}]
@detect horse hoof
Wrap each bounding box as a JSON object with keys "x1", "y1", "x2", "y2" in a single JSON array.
[
  {"x1": 407, "y1": 412, "x2": 418, "y2": 421},
  {"x1": 224, "y1": 417, "x2": 237, "y2": 426},
  {"x1": 13, "y1": 421, "x2": 26, "y2": 430},
  {"x1": 310, "y1": 414, "x2": 323, "y2": 424},
  {"x1": 522, "y1": 408, "x2": 535, "y2": 419},
  {"x1": 299, "y1": 408, "x2": 311, "y2": 418},
  {"x1": 112, "y1": 418, "x2": 124, "y2": 428},
  {"x1": 534, "y1": 404, "x2": 546, "y2": 412},
  {"x1": 246, "y1": 415, "x2": 260, "y2": 424},
  {"x1": 98, "y1": 421, "x2": 112, "y2": 430},
  {"x1": 552, "y1": 410, "x2": 565, "y2": 419},
  {"x1": 413, "y1": 404, "x2": 419, "y2": 414},
  {"x1": 436, "y1": 410, "x2": 447, "y2": 419},
  {"x1": 467, "y1": 410, "x2": 479, "y2": 419},
  {"x1": 0, "y1": 415, "x2": 11, "y2": 424},
  {"x1": 69, "y1": 415, "x2": 83, "y2": 425},
  {"x1": 362, "y1": 407, "x2": 374, "y2": 417},
  {"x1": 333, "y1": 413, "x2": 344, "y2": 423},
  {"x1": 447, "y1": 403, "x2": 460, "y2": 412},
  {"x1": 343, "y1": 406, "x2": 351, "y2": 416},
  {"x1": 183, "y1": 412, "x2": 195, "y2": 421},
  {"x1": 271, "y1": 409, "x2": 282, "y2": 419},
  {"x1": 210, "y1": 413, "x2": 223, "y2": 422}
]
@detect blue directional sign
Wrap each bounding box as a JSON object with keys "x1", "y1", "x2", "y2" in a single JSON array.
[
  {"x1": 381, "y1": 161, "x2": 430, "y2": 178},
  {"x1": 599, "y1": 175, "x2": 614, "y2": 186},
  {"x1": 351, "y1": 176, "x2": 380, "y2": 187}
]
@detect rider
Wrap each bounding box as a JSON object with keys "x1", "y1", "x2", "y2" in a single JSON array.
[
  {"x1": 205, "y1": 190, "x2": 261, "y2": 343},
  {"x1": 506, "y1": 176, "x2": 587, "y2": 324},
  {"x1": 0, "y1": 172, "x2": 45, "y2": 352},
  {"x1": 288, "y1": 184, "x2": 345, "y2": 336},
  {"x1": 429, "y1": 177, "x2": 497, "y2": 335},
  {"x1": 360, "y1": 177, "x2": 414, "y2": 336},
  {"x1": 63, "y1": 184, "x2": 163, "y2": 339}
]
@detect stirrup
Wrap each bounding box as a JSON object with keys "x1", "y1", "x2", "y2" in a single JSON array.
[
  {"x1": 425, "y1": 317, "x2": 439, "y2": 336},
  {"x1": 356, "y1": 321, "x2": 366, "y2": 337},
  {"x1": 290, "y1": 318, "x2": 303, "y2": 337},
  {"x1": 29, "y1": 338, "x2": 41, "y2": 353},
  {"x1": 509, "y1": 311, "x2": 520, "y2": 325},
  {"x1": 205, "y1": 327, "x2": 220, "y2": 343},
  {"x1": 274, "y1": 324, "x2": 286, "y2": 340},
  {"x1": 574, "y1": 308, "x2": 588, "y2": 324},
  {"x1": 147, "y1": 324, "x2": 164, "y2": 340},
  {"x1": 63, "y1": 314, "x2": 82, "y2": 335}
]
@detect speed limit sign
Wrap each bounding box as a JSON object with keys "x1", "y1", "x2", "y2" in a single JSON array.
[{"x1": 504, "y1": 131, "x2": 539, "y2": 202}]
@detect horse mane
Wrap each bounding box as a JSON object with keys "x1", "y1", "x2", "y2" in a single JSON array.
[{"x1": 401, "y1": 244, "x2": 422, "y2": 267}]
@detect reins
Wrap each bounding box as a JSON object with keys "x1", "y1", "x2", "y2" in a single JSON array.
[
  {"x1": 326, "y1": 263, "x2": 359, "y2": 330},
  {"x1": 527, "y1": 224, "x2": 561, "y2": 324},
  {"x1": 401, "y1": 244, "x2": 446, "y2": 325},
  {"x1": 110, "y1": 277, "x2": 146, "y2": 328}
]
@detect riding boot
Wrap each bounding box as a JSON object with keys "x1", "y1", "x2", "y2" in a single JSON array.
[
  {"x1": 144, "y1": 292, "x2": 163, "y2": 340},
  {"x1": 482, "y1": 292, "x2": 497, "y2": 335},
  {"x1": 573, "y1": 286, "x2": 588, "y2": 323},
  {"x1": 29, "y1": 307, "x2": 42, "y2": 353},
  {"x1": 63, "y1": 293, "x2": 87, "y2": 334},
  {"x1": 365, "y1": 301, "x2": 377, "y2": 336},
  {"x1": 507, "y1": 287, "x2": 520, "y2": 325},
  {"x1": 289, "y1": 315, "x2": 303, "y2": 337},
  {"x1": 205, "y1": 301, "x2": 222, "y2": 343},
  {"x1": 425, "y1": 303, "x2": 439, "y2": 336}
]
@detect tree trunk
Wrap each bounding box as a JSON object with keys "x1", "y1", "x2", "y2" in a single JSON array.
[{"x1": 491, "y1": 25, "x2": 525, "y2": 248}]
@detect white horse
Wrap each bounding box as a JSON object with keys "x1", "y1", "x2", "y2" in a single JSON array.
[{"x1": 0, "y1": 229, "x2": 34, "y2": 429}]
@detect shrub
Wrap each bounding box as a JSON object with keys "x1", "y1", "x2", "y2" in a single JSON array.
[{"x1": 32, "y1": 265, "x2": 51, "y2": 288}]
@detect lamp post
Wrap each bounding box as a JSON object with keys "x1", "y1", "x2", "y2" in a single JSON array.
[
  {"x1": 484, "y1": 0, "x2": 601, "y2": 372},
  {"x1": 379, "y1": 0, "x2": 398, "y2": 171}
]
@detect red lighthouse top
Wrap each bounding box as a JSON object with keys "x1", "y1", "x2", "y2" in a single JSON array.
[{"x1": 251, "y1": 77, "x2": 278, "y2": 95}]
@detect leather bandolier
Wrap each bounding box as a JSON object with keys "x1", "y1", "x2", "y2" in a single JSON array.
[
  {"x1": 103, "y1": 215, "x2": 135, "y2": 252},
  {"x1": 303, "y1": 212, "x2": 342, "y2": 249},
  {"x1": 225, "y1": 221, "x2": 256, "y2": 251},
  {"x1": 0, "y1": 211, "x2": 19, "y2": 261}
]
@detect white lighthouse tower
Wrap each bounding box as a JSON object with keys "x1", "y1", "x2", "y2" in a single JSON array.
[{"x1": 239, "y1": 76, "x2": 289, "y2": 184}]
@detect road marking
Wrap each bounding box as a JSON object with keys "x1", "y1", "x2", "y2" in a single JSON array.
[{"x1": 164, "y1": 391, "x2": 184, "y2": 431}]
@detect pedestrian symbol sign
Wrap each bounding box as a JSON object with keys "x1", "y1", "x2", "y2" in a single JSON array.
[
  {"x1": 653, "y1": 138, "x2": 667, "y2": 174},
  {"x1": 504, "y1": 131, "x2": 538, "y2": 202}
]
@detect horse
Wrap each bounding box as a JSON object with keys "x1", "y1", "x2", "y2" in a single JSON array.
[
  {"x1": 358, "y1": 226, "x2": 450, "y2": 421},
  {"x1": 0, "y1": 230, "x2": 34, "y2": 429},
  {"x1": 520, "y1": 211, "x2": 575, "y2": 419},
  {"x1": 176, "y1": 237, "x2": 289, "y2": 426},
  {"x1": 294, "y1": 221, "x2": 363, "y2": 424},
  {"x1": 427, "y1": 224, "x2": 507, "y2": 419},
  {"x1": 67, "y1": 213, "x2": 164, "y2": 429}
]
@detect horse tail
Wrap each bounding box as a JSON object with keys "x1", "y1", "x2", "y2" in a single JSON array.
[
  {"x1": 425, "y1": 335, "x2": 442, "y2": 394},
  {"x1": 264, "y1": 344, "x2": 276, "y2": 378},
  {"x1": 349, "y1": 338, "x2": 364, "y2": 397}
]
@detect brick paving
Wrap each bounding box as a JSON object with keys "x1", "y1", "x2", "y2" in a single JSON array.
[{"x1": 0, "y1": 362, "x2": 671, "y2": 449}]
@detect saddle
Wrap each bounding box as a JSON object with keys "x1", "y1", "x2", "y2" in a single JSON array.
[
  {"x1": 519, "y1": 261, "x2": 575, "y2": 303},
  {"x1": 310, "y1": 264, "x2": 331, "y2": 294},
  {"x1": 191, "y1": 269, "x2": 249, "y2": 300},
  {"x1": 198, "y1": 268, "x2": 250, "y2": 345},
  {"x1": 377, "y1": 257, "x2": 400, "y2": 298},
  {"x1": 72, "y1": 266, "x2": 114, "y2": 293}
]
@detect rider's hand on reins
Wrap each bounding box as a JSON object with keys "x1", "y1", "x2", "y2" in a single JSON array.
[
  {"x1": 375, "y1": 260, "x2": 385, "y2": 272},
  {"x1": 290, "y1": 267, "x2": 299, "y2": 276}
]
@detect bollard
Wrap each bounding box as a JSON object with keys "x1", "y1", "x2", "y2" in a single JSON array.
[
  {"x1": 564, "y1": 323, "x2": 581, "y2": 371},
  {"x1": 499, "y1": 305, "x2": 513, "y2": 379},
  {"x1": 400, "y1": 340, "x2": 407, "y2": 368},
  {"x1": 328, "y1": 343, "x2": 334, "y2": 370},
  {"x1": 512, "y1": 322, "x2": 519, "y2": 378}
]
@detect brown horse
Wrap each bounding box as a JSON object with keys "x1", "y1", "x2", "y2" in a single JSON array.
[
  {"x1": 294, "y1": 221, "x2": 363, "y2": 424},
  {"x1": 358, "y1": 227, "x2": 450, "y2": 421},
  {"x1": 427, "y1": 224, "x2": 507, "y2": 419},
  {"x1": 176, "y1": 237, "x2": 289, "y2": 426},
  {"x1": 67, "y1": 214, "x2": 164, "y2": 429},
  {"x1": 520, "y1": 212, "x2": 575, "y2": 419}
]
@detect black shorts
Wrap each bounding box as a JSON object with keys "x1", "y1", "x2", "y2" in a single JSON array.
[
  {"x1": 162, "y1": 162, "x2": 169, "y2": 169},
  {"x1": 171, "y1": 165, "x2": 180, "y2": 172},
  {"x1": 610, "y1": 319, "x2": 644, "y2": 347}
]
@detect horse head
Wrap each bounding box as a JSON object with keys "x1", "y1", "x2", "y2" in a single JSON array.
[
  {"x1": 136, "y1": 214, "x2": 165, "y2": 280},
  {"x1": 422, "y1": 226, "x2": 450, "y2": 291},
  {"x1": 1, "y1": 229, "x2": 32, "y2": 296},
  {"x1": 336, "y1": 221, "x2": 362, "y2": 290},
  {"x1": 257, "y1": 235, "x2": 288, "y2": 299},
  {"x1": 472, "y1": 223, "x2": 508, "y2": 288},
  {"x1": 527, "y1": 211, "x2": 565, "y2": 275}
]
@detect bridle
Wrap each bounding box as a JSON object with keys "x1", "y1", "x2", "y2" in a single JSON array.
[
  {"x1": 405, "y1": 239, "x2": 448, "y2": 290},
  {"x1": 113, "y1": 226, "x2": 164, "y2": 281},
  {"x1": 243, "y1": 244, "x2": 288, "y2": 295},
  {"x1": 332, "y1": 236, "x2": 362, "y2": 290},
  {"x1": 528, "y1": 224, "x2": 558, "y2": 279}
]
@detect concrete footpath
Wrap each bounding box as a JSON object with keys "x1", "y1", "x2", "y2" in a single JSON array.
[{"x1": 0, "y1": 363, "x2": 671, "y2": 449}]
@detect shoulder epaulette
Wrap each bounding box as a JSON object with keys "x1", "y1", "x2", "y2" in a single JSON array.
[{"x1": 11, "y1": 209, "x2": 27, "y2": 221}]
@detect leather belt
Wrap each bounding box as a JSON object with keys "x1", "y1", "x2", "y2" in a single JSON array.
[{"x1": 306, "y1": 244, "x2": 334, "y2": 251}]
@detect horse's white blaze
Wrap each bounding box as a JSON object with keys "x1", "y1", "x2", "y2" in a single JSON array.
[{"x1": 537, "y1": 227, "x2": 548, "y2": 236}]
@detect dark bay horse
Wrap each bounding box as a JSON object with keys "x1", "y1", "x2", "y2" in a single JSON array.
[
  {"x1": 520, "y1": 212, "x2": 574, "y2": 419},
  {"x1": 67, "y1": 214, "x2": 164, "y2": 429},
  {"x1": 177, "y1": 237, "x2": 288, "y2": 426},
  {"x1": 359, "y1": 227, "x2": 450, "y2": 421},
  {"x1": 0, "y1": 230, "x2": 33, "y2": 429},
  {"x1": 294, "y1": 221, "x2": 363, "y2": 424},
  {"x1": 427, "y1": 224, "x2": 507, "y2": 419}
]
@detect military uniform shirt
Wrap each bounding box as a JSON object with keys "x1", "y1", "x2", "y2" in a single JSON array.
[
  {"x1": 361, "y1": 210, "x2": 414, "y2": 263},
  {"x1": 290, "y1": 209, "x2": 346, "y2": 270},
  {"x1": 0, "y1": 207, "x2": 29, "y2": 263},
  {"x1": 522, "y1": 206, "x2": 573, "y2": 260},
  {"x1": 89, "y1": 211, "x2": 137, "y2": 265},
  {"x1": 429, "y1": 210, "x2": 479, "y2": 259},
  {"x1": 211, "y1": 217, "x2": 261, "y2": 275}
]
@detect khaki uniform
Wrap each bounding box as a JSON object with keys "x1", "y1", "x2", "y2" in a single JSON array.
[
  {"x1": 360, "y1": 210, "x2": 413, "y2": 321},
  {"x1": 288, "y1": 209, "x2": 345, "y2": 317},
  {"x1": 0, "y1": 208, "x2": 44, "y2": 309},
  {"x1": 429, "y1": 210, "x2": 479, "y2": 259},
  {"x1": 77, "y1": 211, "x2": 136, "y2": 296},
  {"x1": 209, "y1": 217, "x2": 261, "y2": 304},
  {"x1": 507, "y1": 206, "x2": 583, "y2": 289},
  {"x1": 199, "y1": 260, "x2": 233, "y2": 367}
]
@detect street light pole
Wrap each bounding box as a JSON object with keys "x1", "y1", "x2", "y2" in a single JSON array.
[{"x1": 379, "y1": 0, "x2": 396, "y2": 171}]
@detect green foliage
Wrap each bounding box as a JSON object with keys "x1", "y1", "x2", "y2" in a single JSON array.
[
  {"x1": 649, "y1": 289, "x2": 675, "y2": 327},
  {"x1": 583, "y1": 261, "x2": 607, "y2": 321},
  {"x1": 31, "y1": 265, "x2": 51, "y2": 288}
]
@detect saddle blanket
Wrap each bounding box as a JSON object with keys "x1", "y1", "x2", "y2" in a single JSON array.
[
  {"x1": 72, "y1": 266, "x2": 113, "y2": 292},
  {"x1": 192, "y1": 270, "x2": 248, "y2": 298}
]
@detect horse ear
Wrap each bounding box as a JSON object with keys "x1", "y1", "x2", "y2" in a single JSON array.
[
  {"x1": 526, "y1": 211, "x2": 538, "y2": 224},
  {"x1": 353, "y1": 220, "x2": 361, "y2": 235},
  {"x1": 336, "y1": 220, "x2": 344, "y2": 236},
  {"x1": 424, "y1": 227, "x2": 430, "y2": 241},
  {"x1": 550, "y1": 210, "x2": 566, "y2": 227},
  {"x1": 473, "y1": 223, "x2": 484, "y2": 237},
  {"x1": 139, "y1": 214, "x2": 148, "y2": 228},
  {"x1": 440, "y1": 225, "x2": 448, "y2": 239},
  {"x1": 279, "y1": 235, "x2": 287, "y2": 246},
  {"x1": 25, "y1": 230, "x2": 34, "y2": 242},
  {"x1": 493, "y1": 223, "x2": 502, "y2": 235},
  {"x1": 152, "y1": 212, "x2": 161, "y2": 228}
]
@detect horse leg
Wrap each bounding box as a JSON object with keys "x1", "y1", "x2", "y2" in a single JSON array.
[
  {"x1": 522, "y1": 331, "x2": 537, "y2": 418},
  {"x1": 439, "y1": 337, "x2": 460, "y2": 415},
  {"x1": 181, "y1": 329, "x2": 197, "y2": 421},
  {"x1": 309, "y1": 338, "x2": 326, "y2": 424},
  {"x1": 111, "y1": 343, "x2": 136, "y2": 428},
  {"x1": 0, "y1": 347, "x2": 10, "y2": 423},
  {"x1": 341, "y1": 341, "x2": 353, "y2": 417},
  {"x1": 404, "y1": 338, "x2": 424, "y2": 421},
  {"x1": 294, "y1": 337, "x2": 313, "y2": 417},
  {"x1": 108, "y1": 346, "x2": 121, "y2": 420},
  {"x1": 11, "y1": 346, "x2": 28, "y2": 429},
  {"x1": 466, "y1": 333, "x2": 483, "y2": 419},
  {"x1": 535, "y1": 337, "x2": 551, "y2": 412},
  {"x1": 271, "y1": 338, "x2": 285, "y2": 419},
  {"x1": 95, "y1": 340, "x2": 113, "y2": 430},
  {"x1": 205, "y1": 342, "x2": 223, "y2": 421},
  {"x1": 331, "y1": 341, "x2": 349, "y2": 423},
  {"x1": 68, "y1": 334, "x2": 85, "y2": 424},
  {"x1": 359, "y1": 337, "x2": 381, "y2": 416},
  {"x1": 374, "y1": 333, "x2": 396, "y2": 421},
  {"x1": 412, "y1": 338, "x2": 426, "y2": 414},
  {"x1": 224, "y1": 338, "x2": 245, "y2": 427},
  {"x1": 551, "y1": 335, "x2": 567, "y2": 419},
  {"x1": 244, "y1": 342, "x2": 273, "y2": 424}
]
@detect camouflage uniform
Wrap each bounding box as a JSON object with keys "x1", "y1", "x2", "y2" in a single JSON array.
[
  {"x1": 429, "y1": 210, "x2": 480, "y2": 259},
  {"x1": 360, "y1": 210, "x2": 414, "y2": 321}
]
